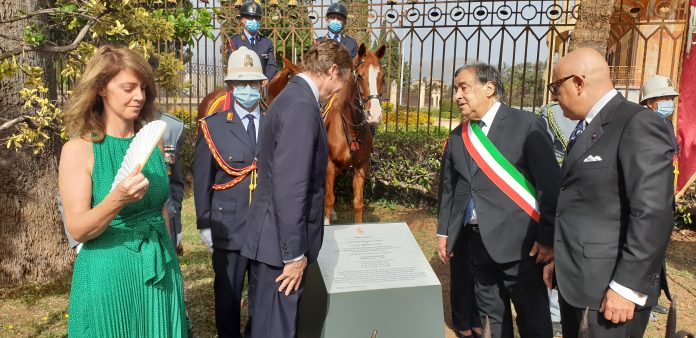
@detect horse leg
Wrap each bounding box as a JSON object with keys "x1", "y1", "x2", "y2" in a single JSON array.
[
  {"x1": 352, "y1": 163, "x2": 368, "y2": 224},
  {"x1": 324, "y1": 161, "x2": 338, "y2": 225}
]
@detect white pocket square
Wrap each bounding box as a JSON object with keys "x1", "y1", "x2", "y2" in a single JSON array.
[{"x1": 583, "y1": 155, "x2": 603, "y2": 162}]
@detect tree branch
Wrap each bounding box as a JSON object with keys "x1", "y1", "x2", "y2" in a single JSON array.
[
  {"x1": 0, "y1": 8, "x2": 59, "y2": 24},
  {"x1": 0, "y1": 15, "x2": 100, "y2": 61},
  {"x1": 0, "y1": 115, "x2": 37, "y2": 133}
]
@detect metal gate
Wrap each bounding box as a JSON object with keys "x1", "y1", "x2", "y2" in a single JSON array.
[{"x1": 158, "y1": 0, "x2": 688, "y2": 134}]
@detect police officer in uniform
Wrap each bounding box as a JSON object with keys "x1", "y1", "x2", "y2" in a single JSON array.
[
  {"x1": 316, "y1": 2, "x2": 359, "y2": 59},
  {"x1": 194, "y1": 46, "x2": 266, "y2": 338},
  {"x1": 640, "y1": 75, "x2": 679, "y2": 319},
  {"x1": 158, "y1": 112, "x2": 185, "y2": 254},
  {"x1": 226, "y1": 1, "x2": 276, "y2": 81}
]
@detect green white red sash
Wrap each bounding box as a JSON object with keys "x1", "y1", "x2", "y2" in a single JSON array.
[{"x1": 462, "y1": 121, "x2": 541, "y2": 222}]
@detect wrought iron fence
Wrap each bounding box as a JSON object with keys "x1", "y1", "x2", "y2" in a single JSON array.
[{"x1": 95, "y1": 0, "x2": 688, "y2": 134}]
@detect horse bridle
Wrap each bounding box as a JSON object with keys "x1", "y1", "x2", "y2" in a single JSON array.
[{"x1": 352, "y1": 60, "x2": 383, "y2": 123}]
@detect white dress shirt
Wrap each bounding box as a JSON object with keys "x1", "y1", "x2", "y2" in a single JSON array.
[{"x1": 234, "y1": 102, "x2": 260, "y2": 141}]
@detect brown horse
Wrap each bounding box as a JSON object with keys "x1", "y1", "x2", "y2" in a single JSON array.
[
  {"x1": 196, "y1": 55, "x2": 300, "y2": 119},
  {"x1": 323, "y1": 43, "x2": 386, "y2": 224}
]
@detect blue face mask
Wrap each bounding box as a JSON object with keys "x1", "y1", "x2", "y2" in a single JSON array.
[
  {"x1": 328, "y1": 20, "x2": 343, "y2": 34},
  {"x1": 245, "y1": 19, "x2": 260, "y2": 33},
  {"x1": 234, "y1": 85, "x2": 261, "y2": 109},
  {"x1": 655, "y1": 100, "x2": 674, "y2": 119}
]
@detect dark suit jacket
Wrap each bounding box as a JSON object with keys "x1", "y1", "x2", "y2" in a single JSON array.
[
  {"x1": 227, "y1": 32, "x2": 277, "y2": 80},
  {"x1": 241, "y1": 76, "x2": 328, "y2": 267},
  {"x1": 437, "y1": 104, "x2": 561, "y2": 263},
  {"x1": 193, "y1": 103, "x2": 263, "y2": 251},
  {"x1": 316, "y1": 34, "x2": 358, "y2": 59},
  {"x1": 555, "y1": 93, "x2": 674, "y2": 309}
]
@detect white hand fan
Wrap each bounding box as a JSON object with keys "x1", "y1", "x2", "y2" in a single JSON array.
[{"x1": 110, "y1": 120, "x2": 167, "y2": 191}]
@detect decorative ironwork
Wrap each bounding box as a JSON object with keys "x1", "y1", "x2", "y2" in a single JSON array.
[{"x1": 54, "y1": 0, "x2": 689, "y2": 134}]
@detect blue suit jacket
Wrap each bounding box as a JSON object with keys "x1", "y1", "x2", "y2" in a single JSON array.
[
  {"x1": 227, "y1": 32, "x2": 277, "y2": 80},
  {"x1": 193, "y1": 97, "x2": 264, "y2": 251},
  {"x1": 241, "y1": 76, "x2": 328, "y2": 267},
  {"x1": 316, "y1": 34, "x2": 358, "y2": 59}
]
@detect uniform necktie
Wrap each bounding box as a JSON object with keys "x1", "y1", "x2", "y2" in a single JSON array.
[
  {"x1": 250, "y1": 36, "x2": 256, "y2": 46},
  {"x1": 566, "y1": 119, "x2": 585, "y2": 153},
  {"x1": 245, "y1": 114, "x2": 256, "y2": 151}
]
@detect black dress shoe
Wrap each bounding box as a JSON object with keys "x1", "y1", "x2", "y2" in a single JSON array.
[{"x1": 653, "y1": 303, "x2": 669, "y2": 314}]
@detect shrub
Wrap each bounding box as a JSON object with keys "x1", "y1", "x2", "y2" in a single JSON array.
[{"x1": 332, "y1": 129, "x2": 448, "y2": 207}]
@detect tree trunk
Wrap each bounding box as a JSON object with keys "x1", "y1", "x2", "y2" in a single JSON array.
[
  {"x1": 0, "y1": 0, "x2": 74, "y2": 285},
  {"x1": 569, "y1": 0, "x2": 615, "y2": 56}
]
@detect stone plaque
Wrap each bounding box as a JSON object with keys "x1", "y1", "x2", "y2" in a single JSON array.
[{"x1": 298, "y1": 222, "x2": 444, "y2": 338}]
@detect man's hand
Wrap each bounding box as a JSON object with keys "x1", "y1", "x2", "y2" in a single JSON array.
[
  {"x1": 262, "y1": 79, "x2": 269, "y2": 88},
  {"x1": 600, "y1": 288, "x2": 635, "y2": 324},
  {"x1": 529, "y1": 241, "x2": 554, "y2": 264},
  {"x1": 276, "y1": 256, "x2": 308, "y2": 296},
  {"x1": 437, "y1": 236, "x2": 452, "y2": 264},
  {"x1": 543, "y1": 261, "x2": 554, "y2": 289}
]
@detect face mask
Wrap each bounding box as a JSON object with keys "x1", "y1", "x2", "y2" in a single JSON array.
[
  {"x1": 245, "y1": 19, "x2": 260, "y2": 33},
  {"x1": 234, "y1": 85, "x2": 261, "y2": 109},
  {"x1": 655, "y1": 100, "x2": 674, "y2": 119},
  {"x1": 328, "y1": 20, "x2": 343, "y2": 34}
]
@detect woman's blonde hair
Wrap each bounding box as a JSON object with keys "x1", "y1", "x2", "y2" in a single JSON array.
[{"x1": 64, "y1": 45, "x2": 157, "y2": 141}]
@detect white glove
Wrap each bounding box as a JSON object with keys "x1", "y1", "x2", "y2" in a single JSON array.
[
  {"x1": 199, "y1": 228, "x2": 213, "y2": 253},
  {"x1": 176, "y1": 233, "x2": 182, "y2": 246}
]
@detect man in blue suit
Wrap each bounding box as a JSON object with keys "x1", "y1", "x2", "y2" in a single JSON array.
[
  {"x1": 194, "y1": 46, "x2": 267, "y2": 338},
  {"x1": 316, "y1": 2, "x2": 359, "y2": 59},
  {"x1": 225, "y1": 1, "x2": 276, "y2": 81},
  {"x1": 241, "y1": 39, "x2": 353, "y2": 338}
]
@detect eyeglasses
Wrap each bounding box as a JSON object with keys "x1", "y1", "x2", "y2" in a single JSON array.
[{"x1": 547, "y1": 75, "x2": 575, "y2": 96}]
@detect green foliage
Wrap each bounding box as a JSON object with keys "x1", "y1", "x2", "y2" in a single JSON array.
[
  {"x1": 367, "y1": 129, "x2": 446, "y2": 206},
  {"x1": 1, "y1": 0, "x2": 216, "y2": 152},
  {"x1": 501, "y1": 62, "x2": 547, "y2": 108},
  {"x1": 675, "y1": 183, "x2": 696, "y2": 229}
]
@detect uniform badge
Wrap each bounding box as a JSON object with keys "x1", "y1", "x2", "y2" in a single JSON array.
[
  {"x1": 164, "y1": 145, "x2": 176, "y2": 176},
  {"x1": 227, "y1": 112, "x2": 234, "y2": 121}
]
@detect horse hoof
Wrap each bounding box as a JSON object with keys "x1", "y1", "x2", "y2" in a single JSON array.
[
  {"x1": 330, "y1": 208, "x2": 337, "y2": 221},
  {"x1": 324, "y1": 216, "x2": 331, "y2": 225}
]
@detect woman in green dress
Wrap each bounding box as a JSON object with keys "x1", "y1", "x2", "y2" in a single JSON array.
[{"x1": 59, "y1": 45, "x2": 187, "y2": 337}]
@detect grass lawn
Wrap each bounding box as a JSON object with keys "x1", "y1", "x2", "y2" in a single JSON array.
[{"x1": 1, "y1": 196, "x2": 695, "y2": 337}]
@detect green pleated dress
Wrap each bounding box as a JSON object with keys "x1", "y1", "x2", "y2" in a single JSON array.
[{"x1": 68, "y1": 135, "x2": 187, "y2": 337}]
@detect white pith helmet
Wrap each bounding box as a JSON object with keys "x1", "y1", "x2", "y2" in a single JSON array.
[
  {"x1": 640, "y1": 75, "x2": 679, "y2": 105},
  {"x1": 225, "y1": 46, "x2": 267, "y2": 82}
]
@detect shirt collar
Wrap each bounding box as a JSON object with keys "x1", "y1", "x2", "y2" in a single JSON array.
[
  {"x1": 479, "y1": 101, "x2": 501, "y2": 128},
  {"x1": 297, "y1": 73, "x2": 320, "y2": 104},
  {"x1": 333, "y1": 33, "x2": 341, "y2": 41},
  {"x1": 243, "y1": 30, "x2": 257, "y2": 42},
  {"x1": 585, "y1": 88, "x2": 617, "y2": 124},
  {"x1": 234, "y1": 101, "x2": 261, "y2": 120}
]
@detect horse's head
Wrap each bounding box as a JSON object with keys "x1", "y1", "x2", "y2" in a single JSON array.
[
  {"x1": 267, "y1": 55, "x2": 300, "y2": 104},
  {"x1": 353, "y1": 43, "x2": 386, "y2": 125}
]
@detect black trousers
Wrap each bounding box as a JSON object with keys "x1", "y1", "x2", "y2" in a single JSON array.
[
  {"x1": 212, "y1": 249, "x2": 250, "y2": 338},
  {"x1": 450, "y1": 227, "x2": 482, "y2": 332},
  {"x1": 559, "y1": 294, "x2": 651, "y2": 338},
  {"x1": 469, "y1": 230, "x2": 552, "y2": 338},
  {"x1": 248, "y1": 260, "x2": 305, "y2": 338}
]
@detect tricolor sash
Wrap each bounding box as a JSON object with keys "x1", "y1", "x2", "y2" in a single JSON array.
[{"x1": 461, "y1": 121, "x2": 541, "y2": 222}]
